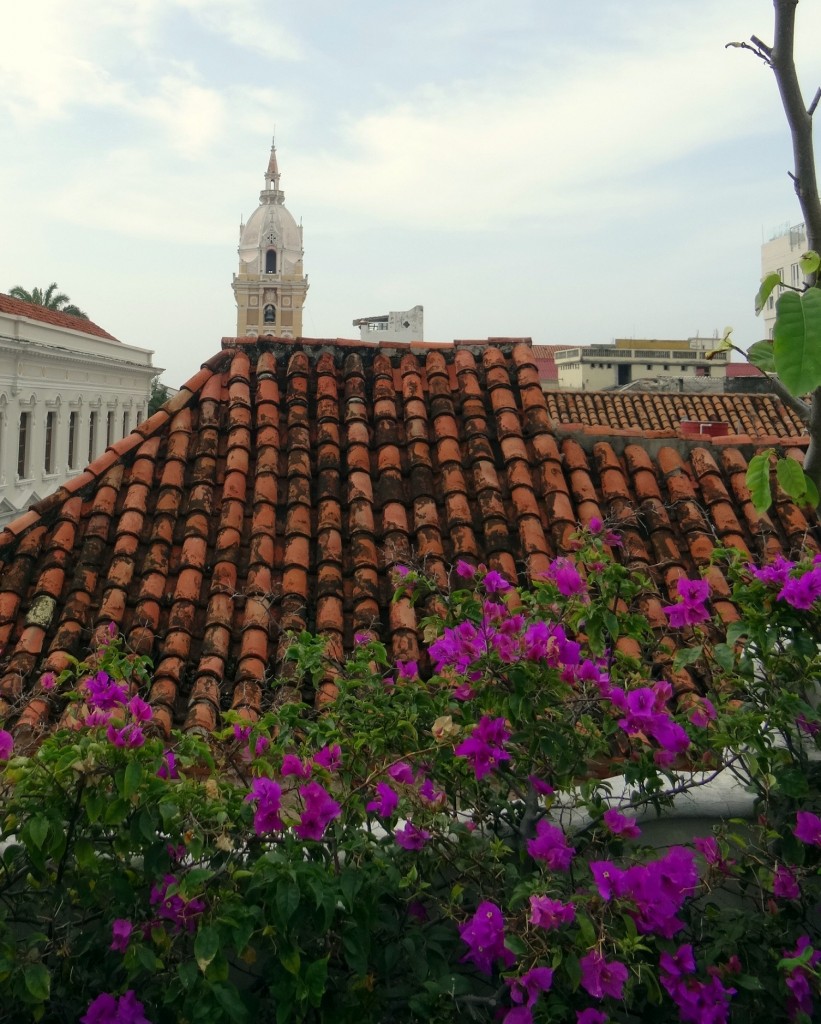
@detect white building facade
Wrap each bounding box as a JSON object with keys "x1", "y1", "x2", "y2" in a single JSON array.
[
  {"x1": 761, "y1": 222, "x2": 808, "y2": 338},
  {"x1": 0, "y1": 295, "x2": 157, "y2": 523},
  {"x1": 553, "y1": 338, "x2": 728, "y2": 390},
  {"x1": 352, "y1": 305, "x2": 424, "y2": 343}
]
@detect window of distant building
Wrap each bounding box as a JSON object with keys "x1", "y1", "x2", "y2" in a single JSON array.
[
  {"x1": 17, "y1": 412, "x2": 31, "y2": 479},
  {"x1": 122, "y1": 410, "x2": 130, "y2": 436},
  {"x1": 792, "y1": 262, "x2": 802, "y2": 287},
  {"x1": 68, "y1": 411, "x2": 78, "y2": 470},
  {"x1": 265, "y1": 250, "x2": 277, "y2": 273},
  {"x1": 106, "y1": 411, "x2": 114, "y2": 447},
  {"x1": 88, "y1": 411, "x2": 98, "y2": 462},
  {"x1": 136, "y1": 409, "x2": 143, "y2": 426},
  {"x1": 44, "y1": 411, "x2": 56, "y2": 474},
  {"x1": 263, "y1": 304, "x2": 276, "y2": 324}
]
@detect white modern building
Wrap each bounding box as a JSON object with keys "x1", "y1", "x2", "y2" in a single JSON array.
[
  {"x1": 761, "y1": 222, "x2": 808, "y2": 338},
  {"x1": 0, "y1": 294, "x2": 158, "y2": 523},
  {"x1": 553, "y1": 338, "x2": 728, "y2": 390},
  {"x1": 352, "y1": 305, "x2": 424, "y2": 343}
]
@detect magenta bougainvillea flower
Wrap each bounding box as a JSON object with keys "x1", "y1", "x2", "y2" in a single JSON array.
[
  {"x1": 150, "y1": 875, "x2": 206, "y2": 934},
  {"x1": 455, "y1": 716, "x2": 511, "y2": 780},
  {"x1": 157, "y1": 750, "x2": 179, "y2": 780},
  {"x1": 109, "y1": 918, "x2": 133, "y2": 953},
  {"x1": 366, "y1": 782, "x2": 399, "y2": 818},
  {"x1": 747, "y1": 556, "x2": 794, "y2": 586},
  {"x1": 688, "y1": 699, "x2": 717, "y2": 728},
  {"x1": 602, "y1": 808, "x2": 641, "y2": 839},
  {"x1": 662, "y1": 577, "x2": 711, "y2": 627},
  {"x1": 245, "y1": 777, "x2": 283, "y2": 834},
  {"x1": 458, "y1": 901, "x2": 516, "y2": 975},
  {"x1": 482, "y1": 569, "x2": 511, "y2": 594},
  {"x1": 313, "y1": 744, "x2": 342, "y2": 772},
  {"x1": 576, "y1": 1010, "x2": 608, "y2": 1024},
  {"x1": 579, "y1": 950, "x2": 628, "y2": 1000},
  {"x1": 455, "y1": 559, "x2": 476, "y2": 579},
  {"x1": 127, "y1": 695, "x2": 152, "y2": 722},
  {"x1": 773, "y1": 865, "x2": 801, "y2": 900},
  {"x1": 527, "y1": 820, "x2": 575, "y2": 871},
  {"x1": 280, "y1": 753, "x2": 311, "y2": 779},
  {"x1": 529, "y1": 895, "x2": 575, "y2": 929},
  {"x1": 778, "y1": 566, "x2": 821, "y2": 609},
  {"x1": 81, "y1": 991, "x2": 152, "y2": 1024},
  {"x1": 783, "y1": 935, "x2": 821, "y2": 1020},
  {"x1": 507, "y1": 965, "x2": 554, "y2": 1007},
  {"x1": 86, "y1": 672, "x2": 129, "y2": 710},
  {"x1": 794, "y1": 810, "x2": 821, "y2": 846},
  {"x1": 659, "y1": 945, "x2": 736, "y2": 1023},
  {"x1": 387, "y1": 761, "x2": 415, "y2": 785},
  {"x1": 547, "y1": 557, "x2": 586, "y2": 598},
  {"x1": 0, "y1": 729, "x2": 12, "y2": 761},
  {"x1": 394, "y1": 821, "x2": 431, "y2": 850},
  {"x1": 106, "y1": 723, "x2": 145, "y2": 749},
  {"x1": 294, "y1": 781, "x2": 341, "y2": 841}
]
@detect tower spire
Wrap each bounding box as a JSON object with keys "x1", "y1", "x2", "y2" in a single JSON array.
[{"x1": 265, "y1": 136, "x2": 281, "y2": 193}]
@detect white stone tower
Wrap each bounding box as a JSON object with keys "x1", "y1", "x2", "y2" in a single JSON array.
[{"x1": 233, "y1": 140, "x2": 308, "y2": 338}]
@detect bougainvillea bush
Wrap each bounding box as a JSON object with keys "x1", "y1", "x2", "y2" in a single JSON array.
[{"x1": 1, "y1": 526, "x2": 821, "y2": 1023}]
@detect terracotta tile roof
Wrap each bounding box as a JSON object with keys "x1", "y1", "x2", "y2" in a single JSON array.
[
  {"x1": 0, "y1": 337, "x2": 815, "y2": 741},
  {"x1": 542, "y1": 389, "x2": 805, "y2": 439},
  {"x1": 0, "y1": 293, "x2": 119, "y2": 342}
]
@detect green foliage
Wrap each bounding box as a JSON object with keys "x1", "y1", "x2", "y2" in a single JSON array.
[
  {"x1": 148, "y1": 377, "x2": 172, "y2": 415},
  {"x1": 799, "y1": 250, "x2": 821, "y2": 276},
  {"x1": 773, "y1": 288, "x2": 821, "y2": 395},
  {"x1": 746, "y1": 449, "x2": 774, "y2": 513},
  {"x1": 746, "y1": 339, "x2": 775, "y2": 372},
  {"x1": 755, "y1": 272, "x2": 783, "y2": 316},
  {"x1": 1, "y1": 538, "x2": 821, "y2": 1021}
]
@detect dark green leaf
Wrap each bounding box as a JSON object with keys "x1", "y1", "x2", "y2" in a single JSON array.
[
  {"x1": 304, "y1": 957, "x2": 328, "y2": 1006},
  {"x1": 746, "y1": 339, "x2": 775, "y2": 372},
  {"x1": 746, "y1": 451, "x2": 773, "y2": 514},
  {"x1": 23, "y1": 964, "x2": 50, "y2": 1002},
  {"x1": 195, "y1": 926, "x2": 220, "y2": 973},
  {"x1": 280, "y1": 948, "x2": 301, "y2": 976},
  {"x1": 773, "y1": 288, "x2": 821, "y2": 395},
  {"x1": 805, "y1": 474, "x2": 821, "y2": 509},
  {"x1": 755, "y1": 272, "x2": 782, "y2": 315},
  {"x1": 276, "y1": 881, "x2": 300, "y2": 924},
  {"x1": 564, "y1": 952, "x2": 581, "y2": 992},
  {"x1": 212, "y1": 983, "x2": 250, "y2": 1023},
  {"x1": 123, "y1": 760, "x2": 143, "y2": 799}
]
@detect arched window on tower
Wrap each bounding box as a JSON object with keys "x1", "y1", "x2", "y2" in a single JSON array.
[
  {"x1": 265, "y1": 250, "x2": 277, "y2": 274},
  {"x1": 263, "y1": 304, "x2": 276, "y2": 324}
]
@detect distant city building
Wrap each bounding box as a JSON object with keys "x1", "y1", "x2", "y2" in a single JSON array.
[
  {"x1": 531, "y1": 345, "x2": 562, "y2": 389},
  {"x1": 553, "y1": 337, "x2": 728, "y2": 390},
  {"x1": 0, "y1": 294, "x2": 157, "y2": 523},
  {"x1": 352, "y1": 305, "x2": 424, "y2": 343},
  {"x1": 761, "y1": 222, "x2": 807, "y2": 339},
  {"x1": 233, "y1": 141, "x2": 308, "y2": 339}
]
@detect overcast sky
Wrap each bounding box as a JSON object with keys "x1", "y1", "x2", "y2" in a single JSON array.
[{"x1": 2, "y1": 0, "x2": 821, "y2": 388}]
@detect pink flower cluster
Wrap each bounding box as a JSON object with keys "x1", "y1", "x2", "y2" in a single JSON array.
[
  {"x1": 783, "y1": 935, "x2": 821, "y2": 1020},
  {"x1": 80, "y1": 670, "x2": 153, "y2": 748},
  {"x1": 454, "y1": 716, "x2": 511, "y2": 780},
  {"x1": 748, "y1": 553, "x2": 821, "y2": 610},
  {"x1": 607, "y1": 683, "x2": 690, "y2": 763},
  {"x1": 590, "y1": 847, "x2": 698, "y2": 938},
  {"x1": 662, "y1": 577, "x2": 711, "y2": 628},
  {"x1": 458, "y1": 901, "x2": 515, "y2": 975},
  {"x1": 149, "y1": 874, "x2": 206, "y2": 934},
  {"x1": 81, "y1": 990, "x2": 151, "y2": 1024},
  {"x1": 659, "y1": 945, "x2": 736, "y2": 1023}
]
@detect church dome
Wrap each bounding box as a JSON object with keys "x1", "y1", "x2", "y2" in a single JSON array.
[{"x1": 237, "y1": 141, "x2": 304, "y2": 276}]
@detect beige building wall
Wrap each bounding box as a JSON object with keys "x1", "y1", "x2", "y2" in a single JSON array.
[
  {"x1": 761, "y1": 223, "x2": 807, "y2": 339},
  {"x1": 554, "y1": 339, "x2": 728, "y2": 390}
]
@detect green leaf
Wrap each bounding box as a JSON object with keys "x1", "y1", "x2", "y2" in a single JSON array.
[
  {"x1": 23, "y1": 964, "x2": 50, "y2": 1002},
  {"x1": 195, "y1": 926, "x2": 220, "y2": 973},
  {"x1": 746, "y1": 339, "x2": 775, "y2": 372},
  {"x1": 755, "y1": 272, "x2": 782, "y2": 315},
  {"x1": 276, "y1": 881, "x2": 300, "y2": 924},
  {"x1": 773, "y1": 288, "x2": 821, "y2": 395},
  {"x1": 28, "y1": 816, "x2": 49, "y2": 851},
  {"x1": 806, "y1": 474, "x2": 820, "y2": 508},
  {"x1": 776, "y1": 457, "x2": 809, "y2": 503},
  {"x1": 304, "y1": 957, "x2": 328, "y2": 1006},
  {"x1": 673, "y1": 645, "x2": 703, "y2": 670},
  {"x1": 123, "y1": 760, "x2": 143, "y2": 799},
  {"x1": 746, "y1": 451, "x2": 774, "y2": 514},
  {"x1": 280, "y1": 948, "x2": 301, "y2": 976},
  {"x1": 800, "y1": 250, "x2": 820, "y2": 275}
]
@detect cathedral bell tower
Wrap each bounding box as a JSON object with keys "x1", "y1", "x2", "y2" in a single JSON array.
[{"x1": 233, "y1": 140, "x2": 308, "y2": 338}]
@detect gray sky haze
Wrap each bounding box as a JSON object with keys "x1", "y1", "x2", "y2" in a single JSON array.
[{"x1": 2, "y1": 0, "x2": 820, "y2": 386}]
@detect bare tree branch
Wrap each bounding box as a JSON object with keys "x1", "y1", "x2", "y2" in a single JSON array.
[
  {"x1": 725, "y1": 40, "x2": 772, "y2": 66},
  {"x1": 809, "y1": 86, "x2": 821, "y2": 118}
]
